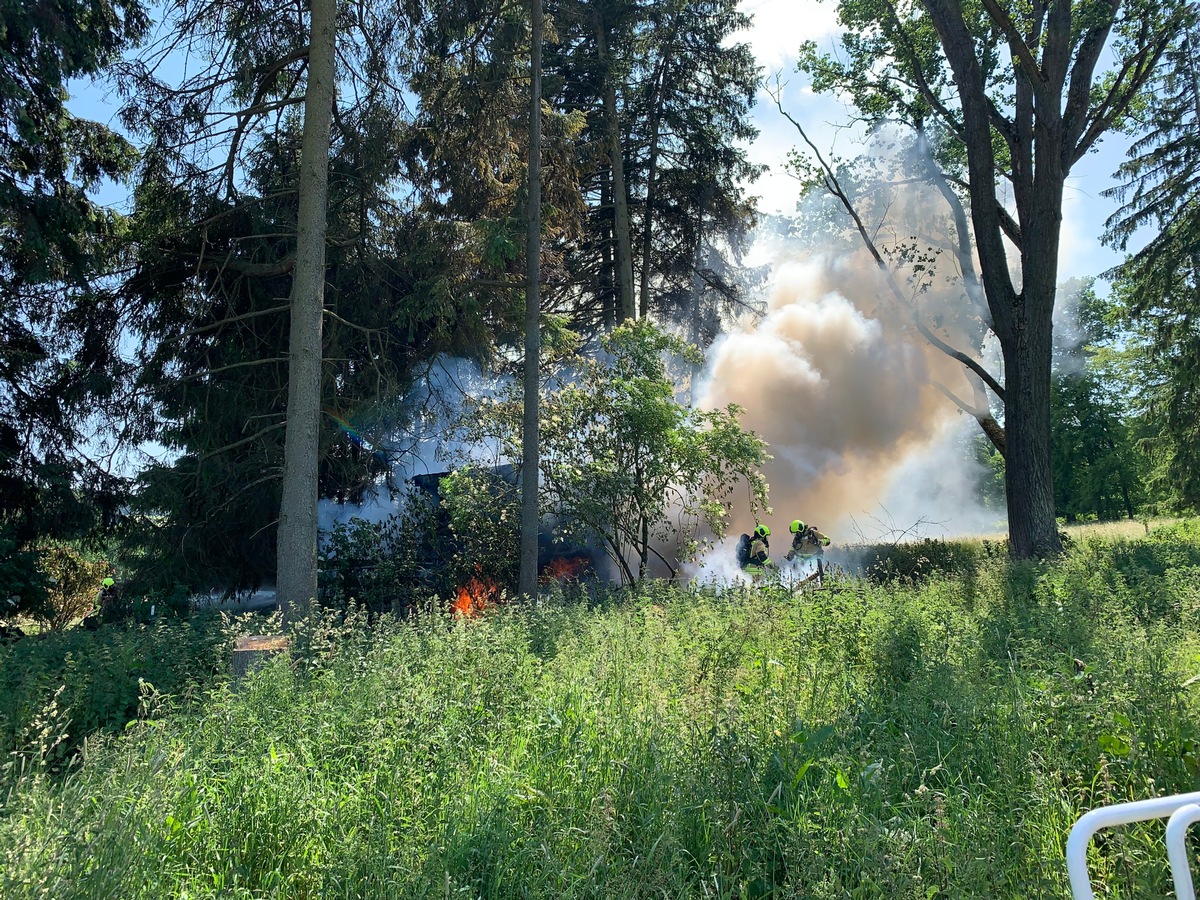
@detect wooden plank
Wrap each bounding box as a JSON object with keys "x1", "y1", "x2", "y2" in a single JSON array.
[{"x1": 231, "y1": 634, "x2": 291, "y2": 683}]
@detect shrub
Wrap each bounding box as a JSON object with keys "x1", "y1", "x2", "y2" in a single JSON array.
[
  {"x1": 0, "y1": 614, "x2": 230, "y2": 774},
  {"x1": 32, "y1": 543, "x2": 110, "y2": 630},
  {"x1": 855, "y1": 537, "x2": 998, "y2": 583},
  {"x1": 319, "y1": 486, "x2": 443, "y2": 614},
  {"x1": 0, "y1": 532, "x2": 47, "y2": 626}
]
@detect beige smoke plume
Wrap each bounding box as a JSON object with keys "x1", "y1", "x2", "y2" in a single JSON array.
[{"x1": 699, "y1": 242, "x2": 989, "y2": 542}]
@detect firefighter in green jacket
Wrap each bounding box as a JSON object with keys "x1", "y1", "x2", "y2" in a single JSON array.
[
  {"x1": 743, "y1": 523, "x2": 773, "y2": 575},
  {"x1": 785, "y1": 520, "x2": 830, "y2": 560},
  {"x1": 785, "y1": 519, "x2": 830, "y2": 585}
]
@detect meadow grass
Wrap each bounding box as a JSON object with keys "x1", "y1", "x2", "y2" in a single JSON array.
[{"x1": 2, "y1": 528, "x2": 1200, "y2": 898}]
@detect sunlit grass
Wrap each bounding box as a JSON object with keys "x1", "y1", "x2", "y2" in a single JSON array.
[
  {"x1": 1063, "y1": 516, "x2": 1184, "y2": 541},
  {"x1": 2, "y1": 530, "x2": 1199, "y2": 898}
]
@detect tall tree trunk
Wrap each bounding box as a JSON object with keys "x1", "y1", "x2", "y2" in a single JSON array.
[
  {"x1": 276, "y1": 0, "x2": 336, "y2": 622},
  {"x1": 637, "y1": 60, "x2": 668, "y2": 320},
  {"x1": 921, "y1": 0, "x2": 1066, "y2": 557},
  {"x1": 1008, "y1": 134, "x2": 1066, "y2": 557},
  {"x1": 519, "y1": 0, "x2": 543, "y2": 600},
  {"x1": 687, "y1": 214, "x2": 707, "y2": 399},
  {"x1": 599, "y1": 170, "x2": 616, "y2": 329},
  {"x1": 594, "y1": 18, "x2": 635, "y2": 322},
  {"x1": 997, "y1": 301, "x2": 1059, "y2": 556},
  {"x1": 637, "y1": 125, "x2": 659, "y2": 320}
]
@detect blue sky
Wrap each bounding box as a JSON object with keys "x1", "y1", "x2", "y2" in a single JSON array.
[{"x1": 734, "y1": 0, "x2": 1139, "y2": 286}]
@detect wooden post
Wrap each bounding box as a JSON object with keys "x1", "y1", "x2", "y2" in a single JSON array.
[{"x1": 231, "y1": 634, "x2": 291, "y2": 683}]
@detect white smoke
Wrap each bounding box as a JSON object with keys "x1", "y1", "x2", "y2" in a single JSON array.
[
  {"x1": 320, "y1": 140, "x2": 1014, "y2": 582},
  {"x1": 318, "y1": 356, "x2": 512, "y2": 533},
  {"x1": 690, "y1": 142, "x2": 1006, "y2": 576}
]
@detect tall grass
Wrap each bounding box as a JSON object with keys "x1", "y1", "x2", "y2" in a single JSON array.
[{"x1": 2, "y1": 535, "x2": 1199, "y2": 898}]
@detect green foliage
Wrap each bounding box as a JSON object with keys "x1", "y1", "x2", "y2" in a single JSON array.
[
  {"x1": 318, "y1": 489, "x2": 443, "y2": 615},
  {"x1": 793, "y1": 0, "x2": 1185, "y2": 558},
  {"x1": 1045, "y1": 280, "x2": 1148, "y2": 521},
  {"x1": 0, "y1": 616, "x2": 229, "y2": 775},
  {"x1": 0, "y1": 538, "x2": 115, "y2": 629},
  {"x1": 118, "y1": 0, "x2": 559, "y2": 595},
  {"x1": 3, "y1": 527, "x2": 1200, "y2": 896},
  {"x1": 853, "y1": 536, "x2": 1003, "y2": 584},
  {"x1": 543, "y1": 0, "x2": 764, "y2": 335},
  {"x1": 0, "y1": 0, "x2": 148, "y2": 562},
  {"x1": 1051, "y1": 371, "x2": 1144, "y2": 521},
  {"x1": 318, "y1": 470, "x2": 523, "y2": 613},
  {"x1": 1102, "y1": 260, "x2": 1200, "y2": 511},
  {"x1": 0, "y1": 532, "x2": 49, "y2": 624},
  {"x1": 439, "y1": 466, "x2": 521, "y2": 594},
  {"x1": 973, "y1": 433, "x2": 1007, "y2": 510},
  {"x1": 28, "y1": 543, "x2": 110, "y2": 631},
  {"x1": 470, "y1": 320, "x2": 770, "y2": 582},
  {"x1": 1104, "y1": 16, "x2": 1200, "y2": 289}
]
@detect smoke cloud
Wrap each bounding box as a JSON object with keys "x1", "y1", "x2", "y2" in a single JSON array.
[
  {"x1": 322, "y1": 141, "x2": 1013, "y2": 580},
  {"x1": 697, "y1": 178, "x2": 1004, "y2": 550}
]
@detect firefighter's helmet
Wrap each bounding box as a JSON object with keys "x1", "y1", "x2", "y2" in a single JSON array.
[
  {"x1": 789, "y1": 519, "x2": 806, "y2": 534},
  {"x1": 753, "y1": 523, "x2": 770, "y2": 539}
]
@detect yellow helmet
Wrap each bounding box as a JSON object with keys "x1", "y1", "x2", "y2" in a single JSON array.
[
  {"x1": 753, "y1": 523, "x2": 770, "y2": 538},
  {"x1": 789, "y1": 520, "x2": 805, "y2": 534}
]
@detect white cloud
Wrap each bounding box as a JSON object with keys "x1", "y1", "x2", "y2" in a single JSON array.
[
  {"x1": 734, "y1": 2, "x2": 871, "y2": 217},
  {"x1": 736, "y1": 0, "x2": 842, "y2": 72},
  {"x1": 1058, "y1": 141, "x2": 1131, "y2": 283}
]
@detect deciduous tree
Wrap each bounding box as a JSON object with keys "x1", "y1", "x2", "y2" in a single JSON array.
[
  {"x1": 1103, "y1": 13, "x2": 1200, "y2": 510},
  {"x1": 794, "y1": 0, "x2": 1183, "y2": 556},
  {"x1": 469, "y1": 320, "x2": 768, "y2": 583}
]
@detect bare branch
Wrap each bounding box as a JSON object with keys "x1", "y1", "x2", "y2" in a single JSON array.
[
  {"x1": 177, "y1": 357, "x2": 287, "y2": 381},
  {"x1": 177, "y1": 303, "x2": 292, "y2": 339},
  {"x1": 198, "y1": 421, "x2": 287, "y2": 461}
]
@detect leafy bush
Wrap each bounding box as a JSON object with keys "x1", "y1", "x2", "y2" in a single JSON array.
[
  {"x1": 32, "y1": 542, "x2": 110, "y2": 629},
  {"x1": 0, "y1": 615, "x2": 231, "y2": 774},
  {"x1": 439, "y1": 465, "x2": 521, "y2": 594},
  {"x1": 0, "y1": 538, "x2": 114, "y2": 631},
  {"x1": 854, "y1": 536, "x2": 1002, "y2": 583},
  {"x1": 318, "y1": 486, "x2": 443, "y2": 613},
  {"x1": 464, "y1": 320, "x2": 769, "y2": 583}
]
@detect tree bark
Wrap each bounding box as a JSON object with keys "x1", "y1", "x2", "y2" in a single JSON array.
[
  {"x1": 920, "y1": 0, "x2": 1068, "y2": 557},
  {"x1": 519, "y1": 0, "x2": 543, "y2": 600},
  {"x1": 595, "y1": 17, "x2": 635, "y2": 322},
  {"x1": 637, "y1": 58, "x2": 669, "y2": 320},
  {"x1": 599, "y1": 170, "x2": 616, "y2": 329},
  {"x1": 276, "y1": 0, "x2": 337, "y2": 621},
  {"x1": 998, "y1": 303, "x2": 1060, "y2": 556}
]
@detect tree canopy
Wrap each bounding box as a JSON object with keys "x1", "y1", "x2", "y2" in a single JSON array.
[
  {"x1": 2, "y1": 0, "x2": 1197, "y2": 617},
  {"x1": 466, "y1": 320, "x2": 769, "y2": 583},
  {"x1": 792, "y1": 0, "x2": 1187, "y2": 556},
  {"x1": 0, "y1": 0, "x2": 149, "y2": 561}
]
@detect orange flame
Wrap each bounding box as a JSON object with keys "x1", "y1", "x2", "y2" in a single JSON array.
[
  {"x1": 453, "y1": 574, "x2": 499, "y2": 618},
  {"x1": 541, "y1": 555, "x2": 590, "y2": 583}
]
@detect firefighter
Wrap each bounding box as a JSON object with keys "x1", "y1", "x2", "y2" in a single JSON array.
[
  {"x1": 785, "y1": 519, "x2": 830, "y2": 561},
  {"x1": 785, "y1": 519, "x2": 831, "y2": 584},
  {"x1": 743, "y1": 523, "x2": 773, "y2": 575}
]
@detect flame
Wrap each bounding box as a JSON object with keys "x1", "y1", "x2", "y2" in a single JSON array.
[
  {"x1": 453, "y1": 574, "x2": 499, "y2": 618},
  {"x1": 541, "y1": 555, "x2": 590, "y2": 582}
]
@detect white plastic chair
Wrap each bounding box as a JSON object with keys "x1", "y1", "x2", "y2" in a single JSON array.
[{"x1": 1067, "y1": 791, "x2": 1200, "y2": 899}]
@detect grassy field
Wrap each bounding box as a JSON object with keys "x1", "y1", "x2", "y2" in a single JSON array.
[{"x1": 2, "y1": 522, "x2": 1200, "y2": 898}]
